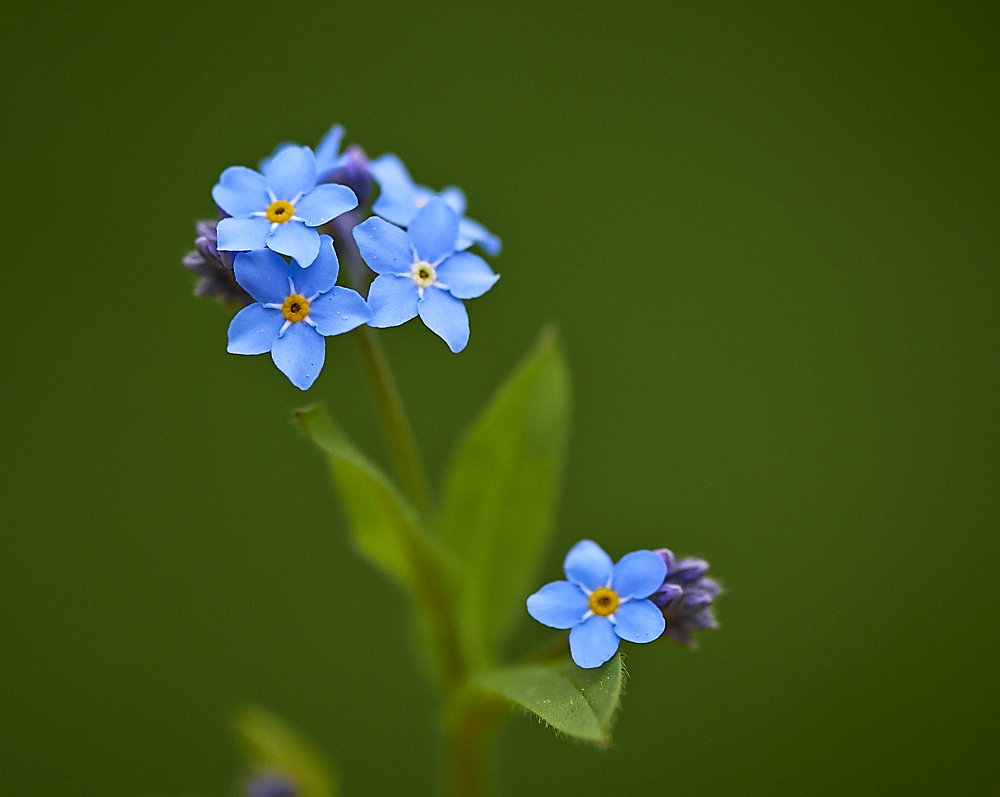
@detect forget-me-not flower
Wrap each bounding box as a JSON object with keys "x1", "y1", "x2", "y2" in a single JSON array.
[
  {"x1": 527, "y1": 540, "x2": 667, "y2": 668},
  {"x1": 227, "y1": 235, "x2": 371, "y2": 390},
  {"x1": 649, "y1": 549, "x2": 721, "y2": 647},
  {"x1": 352, "y1": 198, "x2": 499, "y2": 353},
  {"x1": 213, "y1": 146, "x2": 357, "y2": 267},
  {"x1": 260, "y1": 124, "x2": 351, "y2": 185},
  {"x1": 371, "y1": 153, "x2": 501, "y2": 256}
]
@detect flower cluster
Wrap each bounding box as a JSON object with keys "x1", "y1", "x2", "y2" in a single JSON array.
[
  {"x1": 184, "y1": 125, "x2": 500, "y2": 388},
  {"x1": 527, "y1": 540, "x2": 719, "y2": 668}
]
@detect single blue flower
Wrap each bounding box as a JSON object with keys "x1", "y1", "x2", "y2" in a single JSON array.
[
  {"x1": 352, "y1": 198, "x2": 499, "y2": 353},
  {"x1": 213, "y1": 145, "x2": 357, "y2": 267},
  {"x1": 227, "y1": 235, "x2": 371, "y2": 390},
  {"x1": 650, "y1": 549, "x2": 721, "y2": 647},
  {"x1": 370, "y1": 153, "x2": 501, "y2": 256},
  {"x1": 527, "y1": 540, "x2": 667, "y2": 668}
]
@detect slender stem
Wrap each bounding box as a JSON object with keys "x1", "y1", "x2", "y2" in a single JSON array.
[
  {"x1": 352, "y1": 325, "x2": 434, "y2": 518},
  {"x1": 443, "y1": 689, "x2": 508, "y2": 797},
  {"x1": 325, "y1": 214, "x2": 433, "y2": 518}
]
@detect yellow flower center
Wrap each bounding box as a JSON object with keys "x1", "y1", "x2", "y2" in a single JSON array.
[
  {"x1": 588, "y1": 587, "x2": 619, "y2": 617},
  {"x1": 266, "y1": 199, "x2": 295, "y2": 223},
  {"x1": 281, "y1": 294, "x2": 309, "y2": 322},
  {"x1": 411, "y1": 261, "x2": 436, "y2": 288}
]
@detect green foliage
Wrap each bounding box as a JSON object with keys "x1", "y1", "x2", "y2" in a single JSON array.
[
  {"x1": 440, "y1": 329, "x2": 571, "y2": 669},
  {"x1": 475, "y1": 653, "x2": 625, "y2": 744},
  {"x1": 231, "y1": 704, "x2": 338, "y2": 797},
  {"x1": 296, "y1": 404, "x2": 464, "y2": 687}
]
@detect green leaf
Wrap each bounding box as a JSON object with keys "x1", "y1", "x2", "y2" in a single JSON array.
[
  {"x1": 474, "y1": 653, "x2": 625, "y2": 744},
  {"x1": 440, "y1": 329, "x2": 571, "y2": 668},
  {"x1": 231, "y1": 704, "x2": 338, "y2": 797},
  {"x1": 296, "y1": 403, "x2": 450, "y2": 592},
  {"x1": 296, "y1": 404, "x2": 464, "y2": 687}
]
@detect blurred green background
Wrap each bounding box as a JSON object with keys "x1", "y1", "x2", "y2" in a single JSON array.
[{"x1": 2, "y1": 1, "x2": 997, "y2": 794}]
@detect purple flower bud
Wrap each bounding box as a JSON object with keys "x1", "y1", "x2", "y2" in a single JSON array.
[
  {"x1": 183, "y1": 220, "x2": 253, "y2": 307},
  {"x1": 323, "y1": 145, "x2": 373, "y2": 206},
  {"x1": 245, "y1": 771, "x2": 299, "y2": 797},
  {"x1": 653, "y1": 548, "x2": 721, "y2": 647}
]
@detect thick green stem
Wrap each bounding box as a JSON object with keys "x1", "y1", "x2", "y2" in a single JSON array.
[
  {"x1": 352, "y1": 325, "x2": 434, "y2": 519},
  {"x1": 442, "y1": 688, "x2": 508, "y2": 797}
]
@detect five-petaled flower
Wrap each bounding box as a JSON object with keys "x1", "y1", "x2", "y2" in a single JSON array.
[
  {"x1": 527, "y1": 540, "x2": 667, "y2": 668},
  {"x1": 227, "y1": 235, "x2": 371, "y2": 390},
  {"x1": 371, "y1": 153, "x2": 501, "y2": 255},
  {"x1": 213, "y1": 146, "x2": 358, "y2": 267},
  {"x1": 352, "y1": 198, "x2": 499, "y2": 353}
]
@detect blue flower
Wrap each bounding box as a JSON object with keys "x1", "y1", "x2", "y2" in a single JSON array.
[
  {"x1": 649, "y1": 549, "x2": 721, "y2": 647},
  {"x1": 213, "y1": 145, "x2": 358, "y2": 267},
  {"x1": 352, "y1": 198, "x2": 499, "y2": 353},
  {"x1": 370, "y1": 153, "x2": 501, "y2": 256},
  {"x1": 227, "y1": 235, "x2": 372, "y2": 390},
  {"x1": 527, "y1": 540, "x2": 667, "y2": 668}
]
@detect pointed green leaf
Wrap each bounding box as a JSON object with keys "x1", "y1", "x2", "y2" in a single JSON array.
[
  {"x1": 440, "y1": 329, "x2": 571, "y2": 668},
  {"x1": 296, "y1": 404, "x2": 464, "y2": 687},
  {"x1": 231, "y1": 704, "x2": 338, "y2": 797},
  {"x1": 474, "y1": 653, "x2": 624, "y2": 744},
  {"x1": 296, "y1": 403, "x2": 449, "y2": 592}
]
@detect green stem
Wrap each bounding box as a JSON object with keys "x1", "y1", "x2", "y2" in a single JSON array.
[
  {"x1": 442, "y1": 688, "x2": 508, "y2": 797},
  {"x1": 352, "y1": 325, "x2": 434, "y2": 519}
]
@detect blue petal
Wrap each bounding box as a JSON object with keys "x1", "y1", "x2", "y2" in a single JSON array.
[
  {"x1": 457, "y1": 217, "x2": 502, "y2": 256},
  {"x1": 408, "y1": 198, "x2": 460, "y2": 264},
  {"x1": 211, "y1": 166, "x2": 269, "y2": 217},
  {"x1": 569, "y1": 615, "x2": 621, "y2": 669},
  {"x1": 436, "y1": 252, "x2": 499, "y2": 299},
  {"x1": 611, "y1": 599, "x2": 666, "y2": 643},
  {"x1": 267, "y1": 221, "x2": 320, "y2": 267},
  {"x1": 271, "y1": 322, "x2": 325, "y2": 390},
  {"x1": 564, "y1": 540, "x2": 614, "y2": 592},
  {"x1": 217, "y1": 216, "x2": 270, "y2": 252},
  {"x1": 367, "y1": 274, "x2": 420, "y2": 327},
  {"x1": 294, "y1": 184, "x2": 358, "y2": 226},
  {"x1": 292, "y1": 235, "x2": 338, "y2": 295},
  {"x1": 233, "y1": 249, "x2": 292, "y2": 304},
  {"x1": 526, "y1": 581, "x2": 590, "y2": 629},
  {"x1": 611, "y1": 550, "x2": 668, "y2": 600},
  {"x1": 371, "y1": 153, "x2": 416, "y2": 194},
  {"x1": 264, "y1": 146, "x2": 317, "y2": 200},
  {"x1": 439, "y1": 186, "x2": 467, "y2": 215},
  {"x1": 353, "y1": 217, "x2": 415, "y2": 274},
  {"x1": 418, "y1": 288, "x2": 469, "y2": 353},
  {"x1": 373, "y1": 194, "x2": 420, "y2": 227},
  {"x1": 308, "y1": 287, "x2": 372, "y2": 336},
  {"x1": 314, "y1": 124, "x2": 344, "y2": 172},
  {"x1": 227, "y1": 304, "x2": 283, "y2": 355}
]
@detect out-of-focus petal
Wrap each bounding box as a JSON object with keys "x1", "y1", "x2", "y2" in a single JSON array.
[
  {"x1": 439, "y1": 186, "x2": 467, "y2": 215},
  {"x1": 457, "y1": 217, "x2": 502, "y2": 256},
  {"x1": 314, "y1": 124, "x2": 345, "y2": 173}
]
